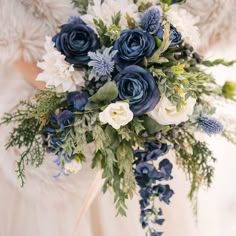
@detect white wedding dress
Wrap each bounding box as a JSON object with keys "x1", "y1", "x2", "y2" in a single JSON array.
[{"x1": 0, "y1": 1, "x2": 236, "y2": 236}]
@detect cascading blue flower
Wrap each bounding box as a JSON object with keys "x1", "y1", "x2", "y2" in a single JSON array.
[{"x1": 133, "y1": 142, "x2": 173, "y2": 235}]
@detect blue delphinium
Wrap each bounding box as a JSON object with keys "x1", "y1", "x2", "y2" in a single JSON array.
[
  {"x1": 151, "y1": 231, "x2": 163, "y2": 236},
  {"x1": 198, "y1": 115, "x2": 223, "y2": 135},
  {"x1": 145, "y1": 142, "x2": 169, "y2": 161},
  {"x1": 133, "y1": 142, "x2": 173, "y2": 235},
  {"x1": 152, "y1": 184, "x2": 174, "y2": 204},
  {"x1": 140, "y1": 7, "x2": 162, "y2": 33},
  {"x1": 88, "y1": 47, "x2": 117, "y2": 79}
]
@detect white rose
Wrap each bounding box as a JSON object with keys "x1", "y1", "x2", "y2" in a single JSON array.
[
  {"x1": 99, "y1": 102, "x2": 134, "y2": 129},
  {"x1": 64, "y1": 160, "x2": 82, "y2": 174},
  {"x1": 149, "y1": 96, "x2": 196, "y2": 125}
]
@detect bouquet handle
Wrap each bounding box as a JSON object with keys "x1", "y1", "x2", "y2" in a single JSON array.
[{"x1": 71, "y1": 170, "x2": 103, "y2": 236}]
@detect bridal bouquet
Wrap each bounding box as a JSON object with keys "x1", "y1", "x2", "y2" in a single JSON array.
[{"x1": 2, "y1": 0, "x2": 236, "y2": 235}]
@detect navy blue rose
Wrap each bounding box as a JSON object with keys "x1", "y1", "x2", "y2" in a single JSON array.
[
  {"x1": 157, "y1": 24, "x2": 182, "y2": 47},
  {"x1": 53, "y1": 18, "x2": 99, "y2": 66},
  {"x1": 115, "y1": 65, "x2": 160, "y2": 116},
  {"x1": 67, "y1": 91, "x2": 89, "y2": 111},
  {"x1": 113, "y1": 29, "x2": 156, "y2": 68}
]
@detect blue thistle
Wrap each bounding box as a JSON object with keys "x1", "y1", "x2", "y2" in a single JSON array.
[
  {"x1": 198, "y1": 116, "x2": 223, "y2": 135},
  {"x1": 88, "y1": 47, "x2": 117, "y2": 79},
  {"x1": 140, "y1": 7, "x2": 162, "y2": 34}
]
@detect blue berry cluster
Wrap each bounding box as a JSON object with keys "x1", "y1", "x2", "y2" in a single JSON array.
[{"x1": 133, "y1": 142, "x2": 174, "y2": 235}]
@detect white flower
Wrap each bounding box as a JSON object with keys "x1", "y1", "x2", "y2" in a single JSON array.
[
  {"x1": 166, "y1": 6, "x2": 200, "y2": 48},
  {"x1": 99, "y1": 102, "x2": 134, "y2": 129},
  {"x1": 64, "y1": 160, "x2": 82, "y2": 174},
  {"x1": 36, "y1": 36, "x2": 85, "y2": 93},
  {"x1": 81, "y1": 0, "x2": 139, "y2": 30},
  {"x1": 149, "y1": 96, "x2": 196, "y2": 125}
]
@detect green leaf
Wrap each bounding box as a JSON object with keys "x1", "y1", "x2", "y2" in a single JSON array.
[
  {"x1": 126, "y1": 14, "x2": 138, "y2": 29},
  {"x1": 149, "y1": 23, "x2": 171, "y2": 63},
  {"x1": 112, "y1": 11, "x2": 121, "y2": 26},
  {"x1": 92, "y1": 125, "x2": 106, "y2": 151},
  {"x1": 104, "y1": 125, "x2": 120, "y2": 149},
  {"x1": 116, "y1": 142, "x2": 136, "y2": 195},
  {"x1": 84, "y1": 102, "x2": 101, "y2": 111},
  {"x1": 138, "y1": 1, "x2": 153, "y2": 12},
  {"x1": 132, "y1": 118, "x2": 145, "y2": 135},
  {"x1": 118, "y1": 127, "x2": 132, "y2": 141},
  {"x1": 89, "y1": 81, "x2": 118, "y2": 104},
  {"x1": 143, "y1": 116, "x2": 169, "y2": 134},
  {"x1": 202, "y1": 59, "x2": 236, "y2": 67}
]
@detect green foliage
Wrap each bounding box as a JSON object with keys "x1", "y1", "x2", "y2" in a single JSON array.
[
  {"x1": 131, "y1": 118, "x2": 146, "y2": 135},
  {"x1": 148, "y1": 23, "x2": 171, "y2": 63},
  {"x1": 93, "y1": 18, "x2": 121, "y2": 46},
  {"x1": 126, "y1": 14, "x2": 138, "y2": 29},
  {"x1": 151, "y1": 67, "x2": 217, "y2": 109},
  {"x1": 92, "y1": 123, "x2": 138, "y2": 216},
  {"x1": 112, "y1": 12, "x2": 121, "y2": 26},
  {"x1": 202, "y1": 59, "x2": 236, "y2": 67},
  {"x1": 93, "y1": 19, "x2": 111, "y2": 47},
  {"x1": 72, "y1": 0, "x2": 89, "y2": 14},
  {"x1": 105, "y1": 24, "x2": 121, "y2": 41},
  {"x1": 142, "y1": 116, "x2": 168, "y2": 134},
  {"x1": 2, "y1": 112, "x2": 44, "y2": 186},
  {"x1": 160, "y1": 0, "x2": 186, "y2": 5},
  {"x1": 34, "y1": 90, "x2": 66, "y2": 126},
  {"x1": 174, "y1": 130, "x2": 216, "y2": 200},
  {"x1": 89, "y1": 81, "x2": 119, "y2": 104},
  {"x1": 138, "y1": 1, "x2": 153, "y2": 12},
  {"x1": 117, "y1": 141, "x2": 136, "y2": 196}
]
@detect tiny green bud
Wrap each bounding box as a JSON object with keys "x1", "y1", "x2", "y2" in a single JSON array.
[{"x1": 222, "y1": 81, "x2": 236, "y2": 100}]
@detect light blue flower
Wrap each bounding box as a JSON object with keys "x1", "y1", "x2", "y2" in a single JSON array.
[
  {"x1": 198, "y1": 115, "x2": 224, "y2": 135},
  {"x1": 88, "y1": 47, "x2": 117, "y2": 79},
  {"x1": 140, "y1": 7, "x2": 162, "y2": 33}
]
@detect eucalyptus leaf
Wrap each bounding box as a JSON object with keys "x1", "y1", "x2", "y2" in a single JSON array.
[
  {"x1": 143, "y1": 116, "x2": 168, "y2": 134},
  {"x1": 89, "y1": 81, "x2": 118, "y2": 104}
]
